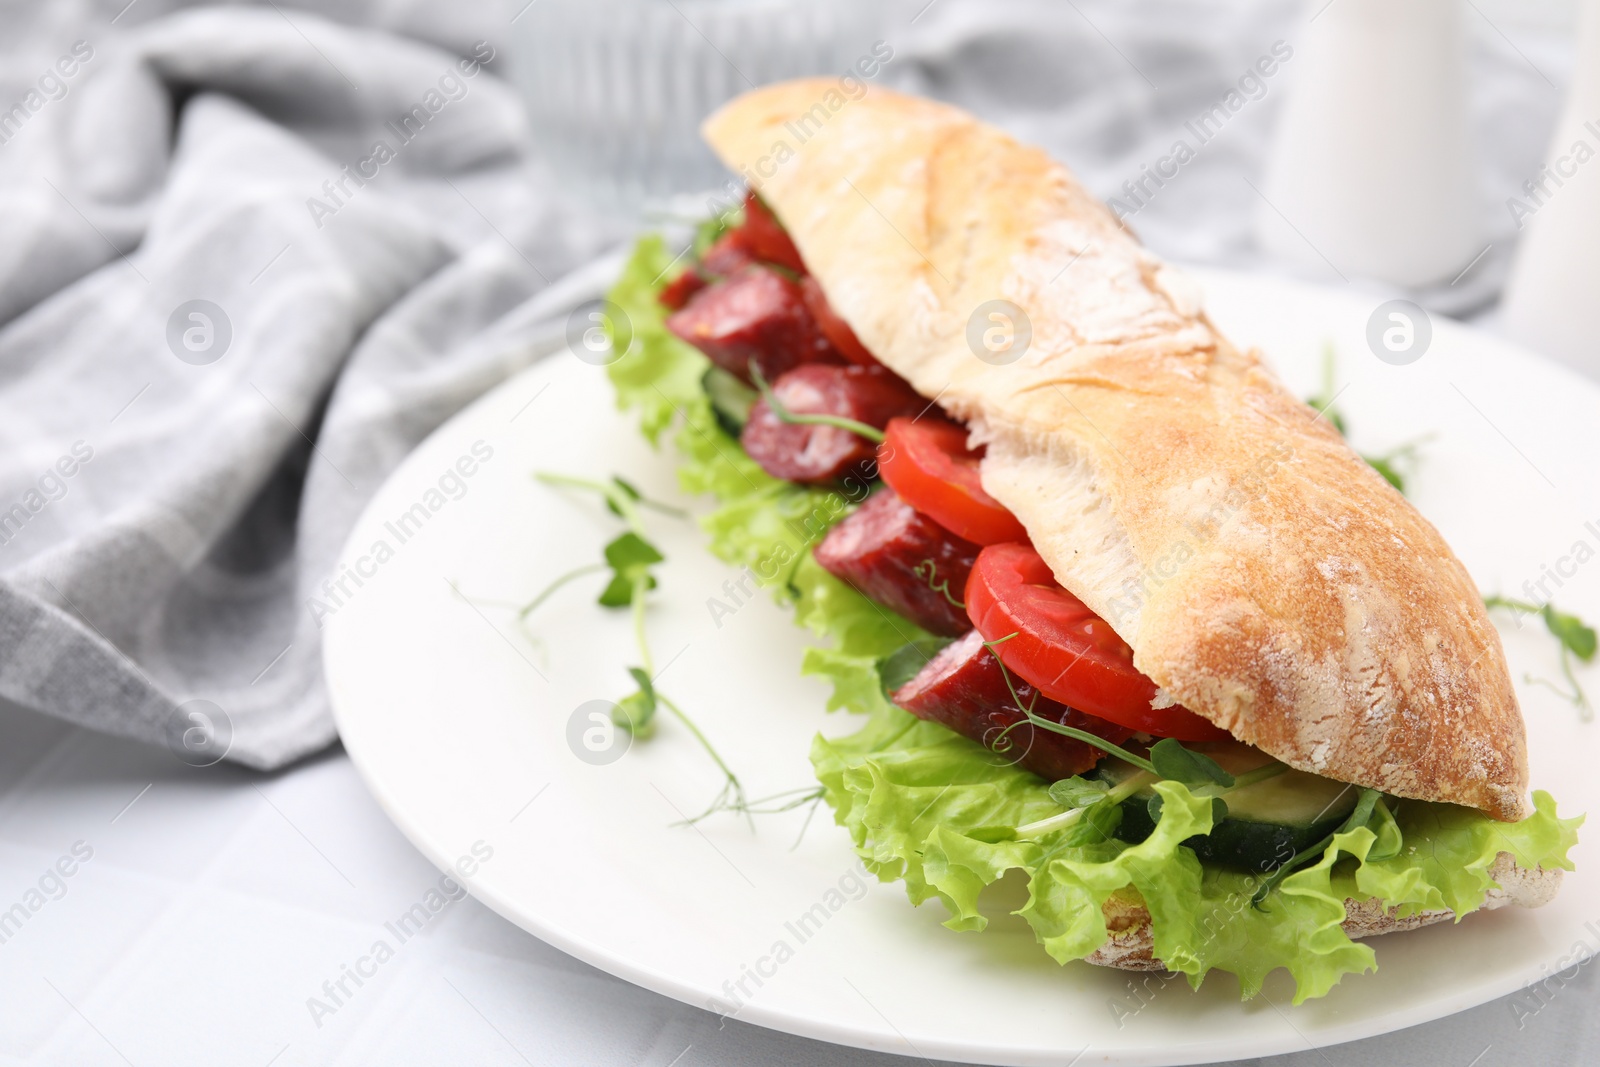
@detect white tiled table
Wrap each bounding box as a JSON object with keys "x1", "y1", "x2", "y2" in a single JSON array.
[
  {"x1": 0, "y1": 700, "x2": 933, "y2": 1066},
  {"x1": 1, "y1": 695, "x2": 1595, "y2": 1067}
]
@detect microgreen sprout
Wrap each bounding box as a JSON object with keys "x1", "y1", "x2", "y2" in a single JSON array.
[
  {"x1": 515, "y1": 562, "x2": 607, "y2": 619},
  {"x1": 599, "y1": 531, "x2": 663, "y2": 607},
  {"x1": 1048, "y1": 776, "x2": 1112, "y2": 808},
  {"x1": 614, "y1": 666, "x2": 658, "y2": 740},
  {"x1": 1013, "y1": 772, "x2": 1151, "y2": 839},
  {"x1": 535, "y1": 472, "x2": 686, "y2": 536},
  {"x1": 914, "y1": 559, "x2": 966, "y2": 609},
  {"x1": 1484, "y1": 595, "x2": 1596, "y2": 720},
  {"x1": 1362, "y1": 435, "x2": 1434, "y2": 495},
  {"x1": 1147, "y1": 738, "x2": 1235, "y2": 788},
  {"x1": 529, "y1": 470, "x2": 750, "y2": 823},
  {"x1": 729, "y1": 784, "x2": 830, "y2": 849}
]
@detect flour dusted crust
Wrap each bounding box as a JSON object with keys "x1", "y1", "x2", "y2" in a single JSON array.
[
  {"x1": 1085, "y1": 853, "x2": 1562, "y2": 972},
  {"x1": 704, "y1": 81, "x2": 1529, "y2": 821}
]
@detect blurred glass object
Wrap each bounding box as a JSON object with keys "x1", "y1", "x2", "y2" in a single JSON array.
[
  {"x1": 508, "y1": 0, "x2": 887, "y2": 220},
  {"x1": 1501, "y1": 0, "x2": 1600, "y2": 378}
]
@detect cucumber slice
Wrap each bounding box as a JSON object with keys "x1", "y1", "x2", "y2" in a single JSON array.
[
  {"x1": 1099, "y1": 741, "x2": 1358, "y2": 872},
  {"x1": 702, "y1": 367, "x2": 759, "y2": 437}
]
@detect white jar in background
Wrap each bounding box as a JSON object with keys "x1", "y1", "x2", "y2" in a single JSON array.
[
  {"x1": 1256, "y1": 0, "x2": 1483, "y2": 288},
  {"x1": 1500, "y1": 0, "x2": 1600, "y2": 379}
]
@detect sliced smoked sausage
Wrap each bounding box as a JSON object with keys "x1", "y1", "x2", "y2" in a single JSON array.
[
  {"x1": 666, "y1": 266, "x2": 839, "y2": 384},
  {"x1": 813, "y1": 485, "x2": 977, "y2": 636},
  {"x1": 893, "y1": 630, "x2": 1135, "y2": 780},
  {"x1": 741, "y1": 365, "x2": 924, "y2": 486},
  {"x1": 699, "y1": 231, "x2": 758, "y2": 278}
]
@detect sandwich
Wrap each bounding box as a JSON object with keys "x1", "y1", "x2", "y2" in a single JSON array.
[{"x1": 603, "y1": 80, "x2": 1580, "y2": 1002}]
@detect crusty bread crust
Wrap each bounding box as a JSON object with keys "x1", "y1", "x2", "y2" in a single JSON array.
[
  {"x1": 703, "y1": 81, "x2": 1529, "y2": 820},
  {"x1": 1085, "y1": 853, "x2": 1562, "y2": 971}
]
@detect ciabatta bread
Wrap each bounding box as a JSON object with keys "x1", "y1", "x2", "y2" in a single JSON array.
[{"x1": 704, "y1": 81, "x2": 1529, "y2": 820}]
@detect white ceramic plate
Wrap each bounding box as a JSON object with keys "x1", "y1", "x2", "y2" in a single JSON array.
[{"x1": 324, "y1": 268, "x2": 1600, "y2": 1066}]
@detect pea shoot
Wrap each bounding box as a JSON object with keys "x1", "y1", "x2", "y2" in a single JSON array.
[
  {"x1": 527, "y1": 472, "x2": 750, "y2": 822},
  {"x1": 913, "y1": 558, "x2": 965, "y2": 609},
  {"x1": 1485, "y1": 594, "x2": 1596, "y2": 721},
  {"x1": 1362, "y1": 436, "x2": 1433, "y2": 495}
]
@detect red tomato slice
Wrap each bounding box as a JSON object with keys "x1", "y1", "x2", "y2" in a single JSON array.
[
  {"x1": 800, "y1": 276, "x2": 879, "y2": 367},
  {"x1": 737, "y1": 193, "x2": 807, "y2": 275},
  {"x1": 877, "y1": 418, "x2": 1028, "y2": 545},
  {"x1": 964, "y1": 543, "x2": 1228, "y2": 741}
]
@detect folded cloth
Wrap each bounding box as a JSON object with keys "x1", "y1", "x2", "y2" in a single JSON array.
[{"x1": 0, "y1": 7, "x2": 614, "y2": 768}]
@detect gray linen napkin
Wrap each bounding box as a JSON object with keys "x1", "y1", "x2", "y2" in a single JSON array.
[{"x1": 0, "y1": 6, "x2": 611, "y2": 768}]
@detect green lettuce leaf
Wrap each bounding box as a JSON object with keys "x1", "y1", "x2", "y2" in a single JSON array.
[
  {"x1": 604, "y1": 234, "x2": 1585, "y2": 1003},
  {"x1": 813, "y1": 697, "x2": 1581, "y2": 1003}
]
